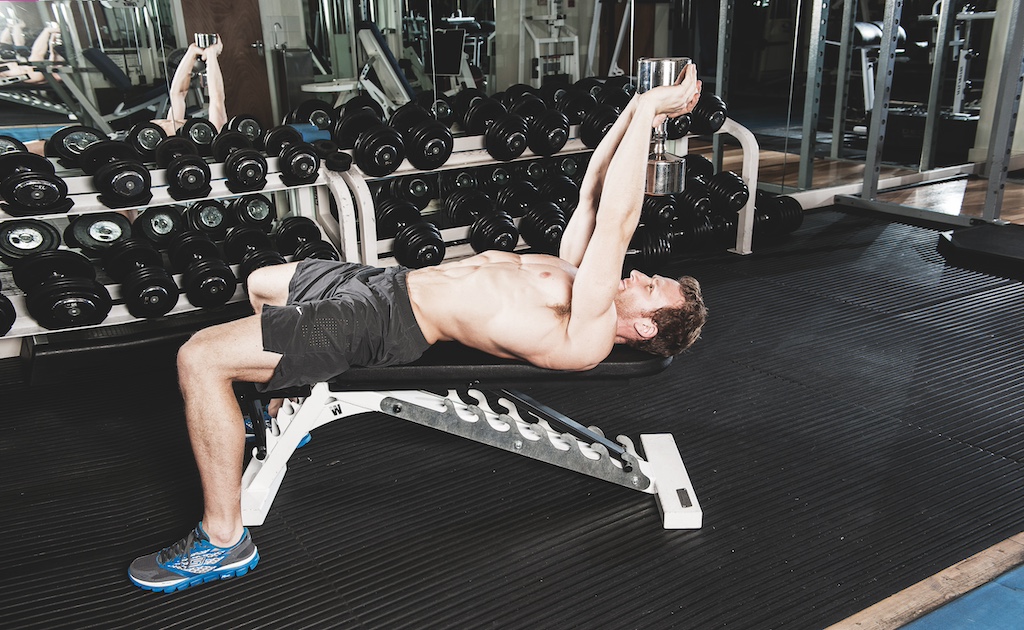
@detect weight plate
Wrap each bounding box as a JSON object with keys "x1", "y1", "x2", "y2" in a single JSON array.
[
  {"x1": 332, "y1": 110, "x2": 383, "y2": 150},
  {"x1": 126, "y1": 122, "x2": 167, "y2": 160},
  {"x1": 102, "y1": 238, "x2": 164, "y2": 282},
  {"x1": 226, "y1": 114, "x2": 265, "y2": 146},
  {"x1": 353, "y1": 125, "x2": 405, "y2": 177},
  {"x1": 168, "y1": 231, "x2": 220, "y2": 272},
  {"x1": 274, "y1": 215, "x2": 321, "y2": 254},
  {"x1": 291, "y1": 99, "x2": 333, "y2": 130},
  {"x1": 135, "y1": 206, "x2": 184, "y2": 248},
  {"x1": 414, "y1": 90, "x2": 455, "y2": 127},
  {"x1": 484, "y1": 114, "x2": 528, "y2": 162},
  {"x1": 0, "y1": 171, "x2": 69, "y2": 214},
  {"x1": 324, "y1": 151, "x2": 352, "y2": 172},
  {"x1": 262, "y1": 125, "x2": 303, "y2": 157},
  {"x1": 278, "y1": 143, "x2": 320, "y2": 186},
  {"x1": 69, "y1": 212, "x2": 132, "y2": 254},
  {"x1": 13, "y1": 249, "x2": 96, "y2": 293},
  {"x1": 95, "y1": 161, "x2": 152, "y2": 208},
  {"x1": 180, "y1": 118, "x2": 218, "y2": 154},
  {"x1": 210, "y1": 130, "x2": 252, "y2": 163},
  {"x1": 0, "y1": 135, "x2": 28, "y2": 155},
  {"x1": 122, "y1": 266, "x2": 178, "y2": 318},
  {"x1": 405, "y1": 121, "x2": 453, "y2": 170},
  {"x1": 293, "y1": 239, "x2": 338, "y2": 261},
  {"x1": 44, "y1": 125, "x2": 106, "y2": 167},
  {"x1": 185, "y1": 199, "x2": 231, "y2": 239},
  {"x1": 340, "y1": 94, "x2": 384, "y2": 121},
  {"x1": 26, "y1": 276, "x2": 112, "y2": 329},
  {"x1": 224, "y1": 149, "x2": 268, "y2": 193},
  {"x1": 182, "y1": 258, "x2": 236, "y2": 308},
  {"x1": 388, "y1": 102, "x2": 431, "y2": 134},
  {"x1": 0, "y1": 152, "x2": 55, "y2": 176},
  {"x1": 0, "y1": 292, "x2": 15, "y2": 336},
  {"x1": 223, "y1": 225, "x2": 273, "y2": 264},
  {"x1": 78, "y1": 140, "x2": 141, "y2": 175},
  {"x1": 0, "y1": 219, "x2": 61, "y2": 265},
  {"x1": 228, "y1": 194, "x2": 276, "y2": 231},
  {"x1": 311, "y1": 139, "x2": 339, "y2": 158},
  {"x1": 239, "y1": 248, "x2": 286, "y2": 280},
  {"x1": 164, "y1": 155, "x2": 211, "y2": 201},
  {"x1": 154, "y1": 137, "x2": 199, "y2": 169}
]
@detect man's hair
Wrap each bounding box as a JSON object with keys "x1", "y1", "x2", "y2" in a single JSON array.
[{"x1": 628, "y1": 275, "x2": 707, "y2": 357}]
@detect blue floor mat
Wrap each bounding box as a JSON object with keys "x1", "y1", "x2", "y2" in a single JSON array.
[{"x1": 904, "y1": 564, "x2": 1024, "y2": 629}]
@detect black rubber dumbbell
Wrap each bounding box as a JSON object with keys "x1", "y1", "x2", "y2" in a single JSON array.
[
  {"x1": 676, "y1": 180, "x2": 712, "y2": 216},
  {"x1": 494, "y1": 180, "x2": 565, "y2": 254},
  {"x1": 415, "y1": 90, "x2": 456, "y2": 128},
  {"x1": 625, "y1": 224, "x2": 673, "y2": 274},
  {"x1": 78, "y1": 140, "x2": 153, "y2": 209},
  {"x1": 441, "y1": 189, "x2": 519, "y2": 253},
  {"x1": 44, "y1": 125, "x2": 106, "y2": 168},
  {"x1": 477, "y1": 164, "x2": 515, "y2": 195},
  {"x1": 683, "y1": 153, "x2": 715, "y2": 184},
  {"x1": 125, "y1": 122, "x2": 168, "y2": 162},
  {"x1": 689, "y1": 92, "x2": 728, "y2": 135},
  {"x1": 154, "y1": 137, "x2": 211, "y2": 200},
  {"x1": 374, "y1": 197, "x2": 445, "y2": 269},
  {"x1": 0, "y1": 218, "x2": 62, "y2": 265},
  {"x1": 65, "y1": 212, "x2": 133, "y2": 254},
  {"x1": 223, "y1": 225, "x2": 286, "y2": 285},
  {"x1": 641, "y1": 195, "x2": 682, "y2": 230},
  {"x1": 538, "y1": 173, "x2": 580, "y2": 215},
  {"x1": 556, "y1": 89, "x2": 598, "y2": 126},
  {"x1": 211, "y1": 130, "x2": 268, "y2": 193},
  {"x1": 549, "y1": 153, "x2": 589, "y2": 184},
  {"x1": 484, "y1": 110, "x2": 529, "y2": 162},
  {"x1": 338, "y1": 93, "x2": 385, "y2": 121},
  {"x1": 388, "y1": 102, "x2": 454, "y2": 170},
  {"x1": 0, "y1": 292, "x2": 15, "y2": 336},
  {"x1": 388, "y1": 173, "x2": 437, "y2": 211},
  {"x1": 0, "y1": 152, "x2": 72, "y2": 216},
  {"x1": 226, "y1": 194, "x2": 276, "y2": 232},
  {"x1": 333, "y1": 108, "x2": 406, "y2": 178},
  {"x1": 277, "y1": 141, "x2": 322, "y2": 187},
  {"x1": 502, "y1": 90, "x2": 570, "y2": 157},
  {"x1": 273, "y1": 216, "x2": 339, "y2": 261},
  {"x1": 185, "y1": 199, "x2": 233, "y2": 240},
  {"x1": 178, "y1": 118, "x2": 218, "y2": 157},
  {"x1": 134, "y1": 205, "x2": 185, "y2": 249},
  {"x1": 167, "y1": 231, "x2": 237, "y2": 308},
  {"x1": 707, "y1": 171, "x2": 749, "y2": 214},
  {"x1": 288, "y1": 99, "x2": 334, "y2": 131},
  {"x1": 438, "y1": 169, "x2": 477, "y2": 197},
  {"x1": 580, "y1": 104, "x2": 619, "y2": 149},
  {"x1": 0, "y1": 135, "x2": 28, "y2": 155},
  {"x1": 262, "y1": 125, "x2": 304, "y2": 158},
  {"x1": 515, "y1": 159, "x2": 549, "y2": 187},
  {"x1": 225, "y1": 114, "x2": 265, "y2": 149},
  {"x1": 12, "y1": 249, "x2": 112, "y2": 329},
  {"x1": 102, "y1": 238, "x2": 179, "y2": 318}
]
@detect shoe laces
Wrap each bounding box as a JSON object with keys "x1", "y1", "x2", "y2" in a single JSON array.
[{"x1": 158, "y1": 527, "x2": 202, "y2": 565}]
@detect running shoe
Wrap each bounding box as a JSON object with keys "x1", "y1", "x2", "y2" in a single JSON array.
[{"x1": 128, "y1": 523, "x2": 259, "y2": 593}]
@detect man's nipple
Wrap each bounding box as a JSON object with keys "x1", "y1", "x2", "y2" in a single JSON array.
[{"x1": 539, "y1": 271, "x2": 551, "y2": 279}]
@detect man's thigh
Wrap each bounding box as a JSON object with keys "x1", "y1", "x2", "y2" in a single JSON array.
[{"x1": 247, "y1": 261, "x2": 301, "y2": 312}]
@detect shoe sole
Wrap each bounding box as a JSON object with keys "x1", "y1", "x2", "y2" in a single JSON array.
[{"x1": 129, "y1": 549, "x2": 260, "y2": 593}]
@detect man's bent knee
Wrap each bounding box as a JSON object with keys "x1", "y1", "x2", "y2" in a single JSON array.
[{"x1": 247, "y1": 262, "x2": 298, "y2": 314}]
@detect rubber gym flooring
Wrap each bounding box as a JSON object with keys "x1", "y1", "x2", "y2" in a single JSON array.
[{"x1": 3, "y1": 207, "x2": 1024, "y2": 628}]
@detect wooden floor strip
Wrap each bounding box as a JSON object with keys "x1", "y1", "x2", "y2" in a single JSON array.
[{"x1": 827, "y1": 532, "x2": 1024, "y2": 629}]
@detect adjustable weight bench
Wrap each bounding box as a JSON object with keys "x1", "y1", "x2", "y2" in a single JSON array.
[{"x1": 235, "y1": 343, "x2": 703, "y2": 530}]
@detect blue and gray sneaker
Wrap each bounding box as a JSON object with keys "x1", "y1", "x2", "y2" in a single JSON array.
[{"x1": 128, "y1": 523, "x2": 259, "y2": 593}]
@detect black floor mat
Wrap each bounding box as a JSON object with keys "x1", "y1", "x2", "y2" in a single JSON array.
[{"x1": 3, "y1": 209, "x2": 1024, "y2": 629}]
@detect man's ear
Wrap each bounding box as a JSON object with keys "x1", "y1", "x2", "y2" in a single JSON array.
[{"x1": 634, "y1": 318, "x2": 658, "y2": 340}]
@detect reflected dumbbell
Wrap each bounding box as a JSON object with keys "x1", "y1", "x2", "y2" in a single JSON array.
[
  {"x1": 549, "y1": 152, "x2": 589, "y2": 184},
  {"x1": 0, "y1": 292, "x2": 14, "y2": 336},
  {"x1": 374, "y1": 197, "x2": 445, "y2": 268},
  {"x1": 389, "y1": 173, "x2": 437, "y2": 211},
  {"x1": 388, "y1": 102, "x2": 454, "y2": 170},
  {"x1": 273, "y1": 216, "x2": 339, "y2": 261},
  {"x1": 211, "y1": 130, "x2": 268, "y2": 193},
  {"x1": 414, "y1": 90, "x2": 456, "y2": 128},
  {"x1": 288, "y1": 99, "x2": 335, "y2": 131},
  {"x1": 0, "y1": 218, "x2": 61, "y2": 265},
  {"x1": 0, "y1": 135, "x2": 28, "y2": 155},
  {"x1": 477, "y1": 164, "x2": 515, "y2": 195},
  {"x1": 178, "y1": 118, "x2": 218, "y2": 157},
  {"x1": 102, "y1": 238, "x2": 179, "y2": 318},
  {"x1": 555, "y1": 89, "x2": 598, "y2": 126},
  {"x1": 262, "y1": 125, "x2": 304, "y2": 158},
  {"x1": 223, "y1": 225, "x2": 286, "y2": 285},
  {"x1": 225, "y1": 114, "x2": 265, "y2": 149},
  {"x1": 13, "y1": 249, "x2": 112, "y2": 330},
  {"x1": 79, "y1": 140, "x2": 152, "y2": 209},
  {"x1": 44, "y1": 125, "x2": 106, "y2": 168},
  {"x1": 168, "y1": 231, "x2": 237, "y2": 308},
  {"x1": 125, "y1": 122, "x2": 168, "y2": 162},
  {"x1": 185, "y1": 199, "x2": 232, "y2": 240},
  {"x1": 227, "y1": 194, "x2": 276, "y2": 232},
  {"x1": 134, "y1": 205, "x2": 185, "y2": 249},
  {"x1": 154, "y1": 137, "x2": 211, "y2": 200},
  {"x1": 441, "y1": 189, "x2": 519, "y2": 253},
  {"x1": 64, "y1": 212, "x2": 133, "y2": 254},
  {"x1": 0, "y1": 152, "x2": 72, "y2": 216}
]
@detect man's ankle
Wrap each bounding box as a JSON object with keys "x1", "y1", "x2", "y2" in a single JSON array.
[{"x1": 200, "y1": 520, "x2": 245, "y2": 547}]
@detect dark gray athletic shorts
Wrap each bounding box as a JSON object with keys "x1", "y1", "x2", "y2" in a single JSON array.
[{"x1": 259, "y1": 259, "x2": 431, "y2": 392}]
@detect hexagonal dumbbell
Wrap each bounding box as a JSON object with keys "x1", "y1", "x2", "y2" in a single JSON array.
[
  {"x1": 12, "y1": 249, "x2": 112, "y2": 330},
  {"x1": 102, "y1": 238, "x2": 179, "y2": 318}
]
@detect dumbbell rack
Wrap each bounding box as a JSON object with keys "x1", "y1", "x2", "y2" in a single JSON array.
[
  {"x1": 331, "y1": 119, "x2": 760, "y2": 267},
  {"x1": 0, "y1": 159, "x2": 337, "y2": 359}
]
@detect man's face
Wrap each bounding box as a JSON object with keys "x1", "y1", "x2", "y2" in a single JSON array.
[{"x1": 614, "y1": 269, "x2": 685, "y2": 322}]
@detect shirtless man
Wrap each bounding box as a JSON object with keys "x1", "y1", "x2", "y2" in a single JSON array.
[
  {"x1": 154, "y1": 38, "x2": 227, "y2": 135},
  {"x1": 128, "y1": 65, "x2": 707, "y2": 593}
]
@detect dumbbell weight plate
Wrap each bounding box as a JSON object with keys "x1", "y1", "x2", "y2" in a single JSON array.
[
  {"x1": 154, "y1": 137, "x2": 199, "y2": 169},
  {"x1": 135, "y1": 206, "x2": 185, "y2": 248},
  {"x1": 340, "y1": 94, "x2": 385, "y2": 121},
  {"x1": 495, "y1": 180, "x2": 540, "y2": 219},
  {"x1": 180, "y1": 118, "x2": 218, "y2": 155},
  {"x1": 469, "y1": 212, "x2": 519, "y2": 253},
  {"x1": 0, "y1": 135, "x2": 28, "y2": 155},
  {"x1": 0, "y1": 292, "x2": 15, "y2": 336},
  {"x1": 403, "y1": 121, "x2": 453, "y2": 170},
  {"x1": 228, "y1": 194, "x2": 276, "y2": 231},
  {"x1": 274, "y1": 215, "x2": 322, "y2": 255},
  {"x1": 44, "y1": 125, "x2": 106, "y2": 167},
  {"x1": 389, "y1": 174, "x2": 436, "y2": 210},
  {"x1": 463, "y1": 97, "x2": 506, "y2": 136},
  {"x1": 12, "y1": 249, "x2": 96, "y2": 292},
  {"x1": 414, "y1": 90, "x2": 455, "y2": 127},
  {"x1": 78, "y1": 140, "x2": 143, "y2": 175},
  {"x1": 526, "y1": 109, "x2": 570, "y2": 156},
  {"x1": 290, "y1": 99, "x2": 334, "y2": 130},
  {"x1": 353, "y1": 126, "x2": 406, "y2": 177},
  {"x1": 278, "y1": 142, "x2": 321, "y2": 187},
  {"x1": 0, "y1": 173, "x2": 70, "y2": 217},
  {"x1": 0, "y1": 219, "x2": 61, "y2": 265},
  {"x1": 126, "y1": 122, "x2": 167, "y2": 161},
  {"x1": 224, "y1": 149, "x2": 268, "y2": 193},
  {"x1": 394, "y1": 222, "x2": 445, "y2": 269},
  {"x1": 311, "y1": 139, "x2": 340, "y2": 158},
  {"x1": 210, "y1": 130, "x2": 253, "y2": 163},
  {"x1": 168, "y1": 231, "x2": 220, "y2": 272},
  {"x1": 69, "y1": 213, "x2": 133, "y2": 254},
  {"x1": 164, "y1": 154, "x2": 211, "y2": 201},
  {"x1": 580, "y1": 104, "x2": 619, "y2": 149},
  {"x1": 185, "y1": 199, "x2": 231, "y2": 239},
  {"x1": 539, "y1": 175, "x2": 581, "y2": 214},
  {"x1": 262, "y1": 125, "x2": 303, "y2": 157},
  {"x1": 0, "y1": 151, "x2": 56, "y2": 177},
  {"x1": 520, "y1": 200, "x2": 566, "y2": 254},
  {"x1": 26, "y1": 276, "x2": 112, "y2": 330},
  {"x1": 293, "y1": 239, "x2": 338, "y2": 261},
  {"x1": 388, "y1": 102, "x2": 431, "y2": 134},
  {"x1": 239, "y1": 248, "x2": 286, "y2": 281},
  {"x1": 223, "y1": 225, "x2": 274, "y2": 264},
  {"x1": 332, "y1": 110, "x2": 383, "y2": 150},
  {"x1": 484, "y1": 114, "x2": 528, "y2": 162},
  {"x1": 102, "y1": 238, "x2": 164, "y2": 282},
  {"x1": 182, "y1": 258, "x2": 237, "y2": 308},
  {"x1": 122, "y1": 266, "x2": 179, "y2": 318},
  {"x1": 226, "y1": 114, "x2": 264, "y2": 147}
]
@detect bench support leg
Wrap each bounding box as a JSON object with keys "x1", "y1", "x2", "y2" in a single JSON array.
[{"x1": 239, "y1": 386, "x2": 703, "y2": 529}]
